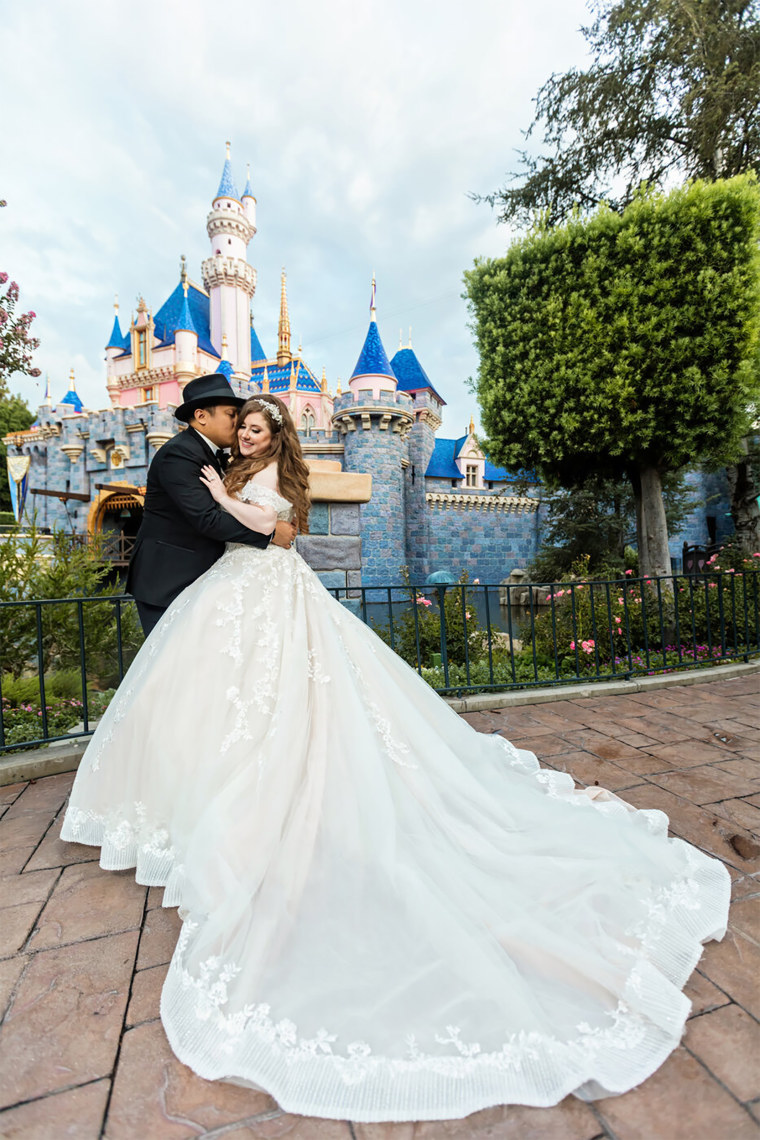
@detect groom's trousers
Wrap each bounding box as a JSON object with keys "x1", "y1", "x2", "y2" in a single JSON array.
[{"x1": 135, "y1": 599, "x2": 166, "y2": 639}]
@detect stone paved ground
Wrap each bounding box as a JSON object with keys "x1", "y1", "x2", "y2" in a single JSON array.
[{"x1": 0, "y1": 674, "x2": 759, "y2": 1139}]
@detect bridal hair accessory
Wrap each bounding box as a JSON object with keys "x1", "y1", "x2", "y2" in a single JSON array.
[{"x1": 252, "y1": 400, "x2": 284, "y2": 428}]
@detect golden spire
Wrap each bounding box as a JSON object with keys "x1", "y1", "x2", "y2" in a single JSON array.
[
  {"x1": 114, "y1": 294, "x2": 119, "y2": 314},
  {"x1": 370, "y1": 272, "x2": 376, "y2": 321},
  {"x1": 277, "y1": 267, "x2": 291, "y2": 365},
  {"x1": 336, "y1": 376, "x2": 342, "y2": 396},
  {"x1": 69, "y1": 367, "x2": 76, "y2": 392},
  {"x1": 289, "y1": 359, "x2": 297, "y2": 389},
  {"x1": 44, "y1": 373, "x2": 52, "y2": 407},
  {"x1": 321, "y1": 366, "x2": 327, "y2": 393},
  {"x1": 262, "y1": 363, "x2": 269, "y2": 392},
  {"x1": 225, "y1": 140, "x2": 231, "y2": 160},
  {"x1": 221, "y1": 333, "x2": 229, "y2": 360},
  {"x1": 468, "y1": 415, "x2": 475, "y2": 436},
  {"x1": 180, "y1": 254, "x2": 187, "y2": 288}
]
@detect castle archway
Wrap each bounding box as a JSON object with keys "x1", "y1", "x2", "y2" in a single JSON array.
[{"x1": 88, "y1": 483, "x2": 144, "y2": 567}]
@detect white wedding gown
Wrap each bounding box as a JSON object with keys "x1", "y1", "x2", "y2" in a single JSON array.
[{"x1": 61, "y1": 480, "x2": 730, "y2": 1122}]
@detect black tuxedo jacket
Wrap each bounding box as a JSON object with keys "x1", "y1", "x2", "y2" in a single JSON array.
[{"x1": 126, "y1": 427, "x2": 271, "y2": 609}]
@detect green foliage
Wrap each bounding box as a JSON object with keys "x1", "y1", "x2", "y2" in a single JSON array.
[
  {"x1": 0, "y1": 523, "x2": 142, "y2": 689},
  {"x1": 487, "y1": 0, "x2": 760, "y2": 228},
  {"x1": 527, "y1": 472, "x2": 692, "y2": 581},
  {"x1": 0, "y1": 393, "x2": 34, "y2": 512},
  {"x1": 467, "y1": 177, "x2": 760, "y2": 483},
  {"x1": 372, "y1": 575, "x2": 486, "y2": 670}
]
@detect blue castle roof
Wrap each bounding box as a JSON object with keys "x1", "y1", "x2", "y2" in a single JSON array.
[
  {"x1": 215, "y1": 155, "x2": 239, "y2": 201},
  {"x1": 106, "y1": 313, "x2": 127, "y2": 350},
  {"x1": 250, "y1": 324, "x2": 267, "y2": 363},
  {"x1": 426, "y1": 438, "x2": 465, "y2": 480},
  {"x1": 351, "y1": 320, "x2": 396, "y2": 381},
  {"x1": 174, "y1": 290, "x2": 197, "y2": 335},
  {"x1": 242, "y1": 173, "x2": 255, "y2": 199},
  {"x1": 59, "y1": 388, "x2": 84, "y2": 413},
  {"x1": 153, "y1": 281, "x2": 218, "y2": 357},
  {"x1": 217, "y1": 359, "x2": 234, "y2": 379},
  {"x1": 390, "y1": 347, "x2": 445, "y2": 404},
  {"x1": 250, "y1": 360, "x2": 321, "y2": 394}
]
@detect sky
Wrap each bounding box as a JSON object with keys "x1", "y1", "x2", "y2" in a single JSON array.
[{"x1": 2, "y1": 0, "x2": 592, "y2": 437}]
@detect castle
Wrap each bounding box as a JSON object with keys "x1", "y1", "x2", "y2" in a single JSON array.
[{"x1": 4, "y1": 148, "x2": 727, "y2": 587}]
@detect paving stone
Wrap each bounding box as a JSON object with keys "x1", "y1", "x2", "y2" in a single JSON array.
[
  {"x1": 147, "y1": 884, "x2": 166, "y2": 909},
  {"x1": 219, "y1": 1117, "x2": 353, "y2": 1138},
  {"x1": 686, "y1": 1003, "x2": 760, "y2": 1101},
  {"x1": 728, "y1": 896, "x2": 760, "y2": 943},
  {"x1": 712, "y1": 798, "x2": 760, "y2": 835},
  {"x1": 0, "y1": 954, "x2": 28, "y2": 1019},
  {"x1": 24, "y1": 806, "x2": 98, "y2": 871},
  {"x1": 0, "y1": 783, "x2": 27, "y2": 807},
  {"x1": 731, "y1": 873, "x2": 760, "y2": 901},
  {"x1": 354, "y1": 1123, "x2": 414, "y2": 1140},
  {"x1": 0, "y1": 929, "x2": 138, "y2": 1107},
  {"x1": 136, "y1": 905, "x2": 182, "y2": 969},
  {"x1": 618, "y1": 784, "x2": 757, "y2": 871},
  {"x1": 683, "y1": 967, "x2": 731, "y2": 1018},
  {"x1": 559, "y1": 727, "x2": 627, "y2": 756},
  {"x1": 410, "y1": 1097, "x2": 601, "y2": 1138},
  {"x1": 594, "y1": 1045, "x2": 759, "y2": 1140},
  {"x1": 0, "y1": 846, "x2": 35, "y2": 877},
  {"x1": 615, "y1": 715, "x2": 693, "y2": 744},
  {"x1": 459, "y1": 712, "x2": 499, "y2": 733},
  {"x1": 551, "y1": 751, "x2": 644, "y2": 791},
  {"x1": 0, "y1": 866, "x2": 59, "y2": 909},
  {"x1": 126, "y1": 961, "x2": 167, "y2": 1026},
  {"x1": 612, "y1": 729, "x2": 662, "y2": 749},
  {"x1": 714, "y1": 757, "x2": 760, "y2": 782},
  {"x1": 0, "y1": 902, "x2": 43, "y2": 957},
  {"x1": 0, "y1": 810, "x2": 54, "y2": 854},
  {"x1": 507, "y1": 733, "x2": 573, "y2": 757},
  {"x1": 699, "y1": 929, "x2": 760, "y2": 1019},
  {"x1": 644, "y1": 740, "x2": 734, "y2": 768},
  {"x1": 28, "y1": 862, "x2": 146, "y2": 951},
  {"x1": 0, "y1": 1077, "x2": 110, "y2": 1139},
  {"x1": 104, "y1": 1019, "x2": 278, "y2": 1139},
  {"x1": 648, "y1": 766, "x2": 760, "y2": 805},
  {"x1": 3, "y1": 772, "x2": 74, "y2": 818}
]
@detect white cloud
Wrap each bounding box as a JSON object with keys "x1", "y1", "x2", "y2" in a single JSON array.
[{"x1": 2, "y1": 0, "x2": 591, "y2": 436}]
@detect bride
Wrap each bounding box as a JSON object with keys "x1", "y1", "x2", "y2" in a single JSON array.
[{"x1": 61, "y1": 393, "x2": 730, "y2": 1123}]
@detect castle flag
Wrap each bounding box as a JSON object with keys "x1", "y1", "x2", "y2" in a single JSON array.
[{"x1": 7, "y1": 455, "x2": 30, "y2": 523}]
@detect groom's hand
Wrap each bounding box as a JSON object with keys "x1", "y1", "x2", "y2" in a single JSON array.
[{"x1": 272, "y1": 520, "x2": 297, "y2": 549}]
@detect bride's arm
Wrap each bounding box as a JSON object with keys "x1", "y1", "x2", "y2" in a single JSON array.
[{"x1": 199, "y1": 466, "x2": 277, "y2": 534}]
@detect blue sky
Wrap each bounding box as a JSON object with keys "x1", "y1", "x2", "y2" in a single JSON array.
[{"x1": 2, "y1": 0, "x2": 591, "y2": 436}]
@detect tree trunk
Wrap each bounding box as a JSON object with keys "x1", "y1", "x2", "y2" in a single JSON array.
[
  {"x1": 634, "y1": 465, "x2": 672, "y2": 579},
  {"x1": 726, "y1": 457, "x2": 760, "y2": 554}
]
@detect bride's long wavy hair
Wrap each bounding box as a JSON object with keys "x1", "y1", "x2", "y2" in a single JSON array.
[{"x1": 224, "y1": 394, "x2": 311, "y2": 532}]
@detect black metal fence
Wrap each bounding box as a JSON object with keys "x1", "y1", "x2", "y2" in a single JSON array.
[{"x1": 2, "y1": 571, "x2": 759, "y2": 753}]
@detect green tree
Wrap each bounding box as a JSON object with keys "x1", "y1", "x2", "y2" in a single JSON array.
[
  {"x1": 487, "y1": 0, "x2": 760, "y2": 228},
  {"x1": 0, "y1": 393, "x2": 34, "y2": 512},
  {"x1": 483, "y1": 0, "x2": 760, "y2": 549},
  {"x1": 465, "y1": 176, "x2": 760, "y2": 579},
  {"x1": 528, "y1": 471, "x2": 692, "y2": 581}
]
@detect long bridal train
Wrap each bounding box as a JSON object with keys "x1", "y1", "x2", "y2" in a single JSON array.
[{"x1": 62, "y1": 484, "x2": 730, "y2": 1122}]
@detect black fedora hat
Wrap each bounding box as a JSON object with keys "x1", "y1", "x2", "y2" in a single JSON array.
[{"x1": 175, "y1": 374, "x2": 245, "y2": 423}]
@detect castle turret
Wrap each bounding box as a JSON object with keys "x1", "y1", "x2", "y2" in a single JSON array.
[
  {"x1": 201, "y1": 142, "x2": 256, "y2": 382},
  {"x1": 106, "y1": 298, "x2": 126, "y2": 406},
  {"x1": 276, "y1": 268, "x2": 292, "y2": 365},
  {"x1": 174, "y1": 280, "x2": 198, "y2": 390},
  {"x1": 241, "y1": 163, "x2": 257, "y2": 228},
  {"x1": 391, "y1": 337, "x2": 445, "y2": 582},
  {"x1": 334, "y1": 295, "x2": 414, "y2": 586}
]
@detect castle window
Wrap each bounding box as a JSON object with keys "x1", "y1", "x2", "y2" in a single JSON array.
[
  {"x1": 301, "y1": 408, "x2": 316, "y2": 437},
  {"x1": 466, "y1": 465, "x2": 478, "y2": 487},
  {"x1": 137, "y1": 331, "x2": 147, "y2": 368},
  {"x1": 143, "y1": 387, "x2": 154, "y2": 402}
]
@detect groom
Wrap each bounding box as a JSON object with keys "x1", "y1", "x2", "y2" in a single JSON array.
[{"x1": 127, "y1": 373, "x2": 296, "y2": 636}]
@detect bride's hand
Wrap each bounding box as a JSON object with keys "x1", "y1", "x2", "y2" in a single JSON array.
[{"x1": 200, "y1": 464, "x2": 227, "y2": 503}]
